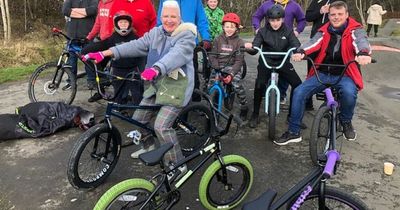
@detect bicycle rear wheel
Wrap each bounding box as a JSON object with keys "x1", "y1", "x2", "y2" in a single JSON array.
[
  {"x1": 309, "y1": 106, "x2": 332, "y2": 165},
  {"x1": 175, "y1": 103, "x2": 213, "y2": 156},
  {"x1": 94, "y1": 178, "x2": 156, "y2": 210},
  {"x1": 199, "y1": 155, "x2": 253, "y2": 210},
  {"x1": 267, "y1": 89, "x2": 277, "y2": 140},
  {"x1": 287, "y1": 186, "x2": 368, "y2": 210},
  {"x1": 67, "y1": 123, "x2": 121, "y2": 189},
  {"x1": 28, "y1": 62, "x2": 77, "y2": 104}
]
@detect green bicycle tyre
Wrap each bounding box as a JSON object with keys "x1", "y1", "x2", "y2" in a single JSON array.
[
  {"x1": 94, "y1": 178, "x2": 155, "y2": 210},
  {"x1": 287, "y1": 186, "x2": 368, "y2": 209},
  {"x1": 268, "y1": 89, "x2": 277, "y2": 140},
  {"x1": 309, "y1": 105, "x2": 332, "y2": 166},
  {"x1": 199, "y1": 155, "x2": 253, "y2": 210}
]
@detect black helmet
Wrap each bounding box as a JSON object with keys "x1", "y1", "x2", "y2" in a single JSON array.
[
  {"x1": 113, "y1": 10, "x2": 133, "y2": 36},
  {"x1": 267, "y1": 5, "x2": 285, "y2": 19}
]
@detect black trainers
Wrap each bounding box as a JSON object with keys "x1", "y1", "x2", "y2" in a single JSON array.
[
  {"x1": 342, "y1": 121, "x2": 357, "y2": 141},
  {"x1": 249, "y1": 114, "x2": 259, "y2": 128},
  {"x1": 62, "y1": 83, "x2": 72, "y2": 91},
  {"x1": 274, "y1": 131, "x2": 302, "y2": 146},
  {"x1": 88, "y1": 93, "x2": 102, "y2": 103}
]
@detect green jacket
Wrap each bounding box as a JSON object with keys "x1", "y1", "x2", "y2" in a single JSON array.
[{"x1": 204, "y1": 6, "x2": 224, "y2": 41}]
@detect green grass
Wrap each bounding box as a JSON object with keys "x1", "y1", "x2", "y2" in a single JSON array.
[{"x1": 0, "y1": 64, "x2": 38, "y2": 84}]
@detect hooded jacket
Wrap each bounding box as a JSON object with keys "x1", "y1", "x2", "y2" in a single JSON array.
[
  {"x1": 249, "y1": 23, "x2": 300, "y2": 66},
  {"x1": 209, "y1": 32, "x2": 244, "y2": 75},
  {"x1": 252, "y1": 0, "x2": 306, "y2": 34},
  {"x1": 300, "y1": 17, "x2": 371, "y2": 90},
  {"x1": 367, "y1": 4, "x2": 387, "y2": 25},
  {"x1": 87, "y1": 0, "x2": 115, "y2": 40}
]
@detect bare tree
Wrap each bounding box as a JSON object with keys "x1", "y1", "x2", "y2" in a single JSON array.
[
  {"x1": 354, "y1": 0, "x2": 366, "y2": 26},
  {"x1": 0, "y1": 0, "x2": 9, "y2": 43},
  {"x1": 5, "y1": 0, "x2": 10, "y2": 40}
]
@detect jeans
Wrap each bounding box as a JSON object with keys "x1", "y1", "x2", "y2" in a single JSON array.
[
  {"x1": 288, "y1": 73, "x2": 358, "y2": 134},
  {"x1": 67, "y1": 52, "x2": 78, "y2": 76}
]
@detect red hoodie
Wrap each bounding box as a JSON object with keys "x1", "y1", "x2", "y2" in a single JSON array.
[
  {"x1": 87, "y1": 0, "x2": 115, "y2": 40},
  {"x1": 304, "y1": 17, "x2": 371, "y2": 90},
  {"x1": 111, "y1": 0, "x2": 157, "y2": 37}
]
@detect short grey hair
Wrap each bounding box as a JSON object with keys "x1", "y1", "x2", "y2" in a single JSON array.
[{"x1": 161, "y1": 0, "x2": 181, "y2": 16}]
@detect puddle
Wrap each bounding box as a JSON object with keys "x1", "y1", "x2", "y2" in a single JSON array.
[{"x1": 379, "y1": 86, "x2": 400, "y2": 100}]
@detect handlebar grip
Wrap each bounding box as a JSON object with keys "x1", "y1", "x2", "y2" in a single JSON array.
[
  {"x1": 371, "y1": 59, "x2": 377, "y2": 63},
  {"x1": 52, "y1": 27, "x2": 62, "y2": 33},
  {"x1": 323, "y1": 150, "x2": 340, "y2": 178}
]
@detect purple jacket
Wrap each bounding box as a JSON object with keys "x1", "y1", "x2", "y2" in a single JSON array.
[{"x1": 252, "y1": 0, "x2": 306, "y2": 33}]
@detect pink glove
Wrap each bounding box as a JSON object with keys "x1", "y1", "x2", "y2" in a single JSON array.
[
  {"x1": 82, "y1": 52, "x2": 104, "y2": 63},
  {"x1": 141, "y1": 67, "x2": 159, "y2": 81}
]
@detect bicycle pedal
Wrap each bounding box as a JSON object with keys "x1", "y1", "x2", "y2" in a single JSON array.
[{"x1": 127, "y1": 130, "x2": 142, "y2": 145}]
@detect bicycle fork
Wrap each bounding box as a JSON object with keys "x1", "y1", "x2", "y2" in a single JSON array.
[
  {"x1": 209, "y1": 82, "x2": 225, "y2": 112},
  {"x1": 265, "y1": 72, "x2": 280, "y2": 114}
]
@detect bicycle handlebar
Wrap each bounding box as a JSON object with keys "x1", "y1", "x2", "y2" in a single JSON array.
[
  {"x1": 195, "y1": 46, "x2": 248, "y2": 72},
  {"x1": 52, "y1": 27, "x2": 87, "y2": 45},
  {"x1": 303, "y1": 56, "x2": 377, "y2": 87},
  {"x1": 252, "y1": 47, "x2": 297, "y2": 70}
]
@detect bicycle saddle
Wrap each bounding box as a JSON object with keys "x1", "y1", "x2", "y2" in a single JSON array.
[
  {"x1": 242, "y1": 189, "x2": 277, "y2": 210},
  {"x1": 139, "y1": 142, "x2": 173, "y2": 166}
]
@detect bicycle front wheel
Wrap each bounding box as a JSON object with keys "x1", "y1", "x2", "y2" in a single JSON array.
[
  {"x1": 309, "y1": 106, "x2": 332, "y2": 165},
  {"x1": 175, "y1": 103, "x2": 213, "y2": 156},
  {"x1": 224, "y1": 84, "x2": 235, "y2": 111},
  {"x1": 94, "y1": 178, "x2": 156, "y2": 210},
  {"x1": 28, "y1": 62, "x2": 77, "y2": 104},
  {"x1": 199, "y1": 155, "x2": 253, "y2": 210},
  {"x1": 287, "y1": 186, "x2": 368, "y2": 210},
  {"x1": 67, "y1": 123, "x2": 121, "y2": 189},
  {"x1": 267, "y1": 89, "x2": 277, "y2": 140}
]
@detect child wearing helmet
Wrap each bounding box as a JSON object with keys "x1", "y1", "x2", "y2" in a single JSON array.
[
  {"x1": 245, "y1": 5, "x2": 303, "y2": 128},
  {"x1": 82, "y1": 10, "x2": 144, "y2": 104},
  {"x1": 204, "y1": 0, "x2": 225, "y2": 41},
  {"x1": 209, "y1": 12, "x2": 248, "y2": 120}
]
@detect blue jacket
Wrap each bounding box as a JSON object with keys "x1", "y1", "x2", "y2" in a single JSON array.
[{"x1": 157, "y1": 0, "x2": 211, "y2": 41}]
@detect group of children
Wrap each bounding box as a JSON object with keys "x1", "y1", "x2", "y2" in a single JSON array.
[
  {"x1": 204, "y1": 1, "x2": 303, "y2": 127},
  {"x1": 83, "y1": 0, "x2": 303, "y2": 129}
]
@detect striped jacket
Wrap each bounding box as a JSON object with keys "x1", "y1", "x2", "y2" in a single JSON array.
[{"x1": 300, "y1": 17, "x2": 371, "y2": 90}]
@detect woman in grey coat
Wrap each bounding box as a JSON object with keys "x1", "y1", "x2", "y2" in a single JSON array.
[{"x1": 82, "y1": 0, "x2": 196, "y2": 176}]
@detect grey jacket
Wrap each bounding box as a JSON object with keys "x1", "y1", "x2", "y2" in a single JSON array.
[
  {"x1": 110, "y1": 23, "x2": 197, "y2": 106},
  {"x1": 62, "y1": 0, "x2": 98, "y2": 39}
]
